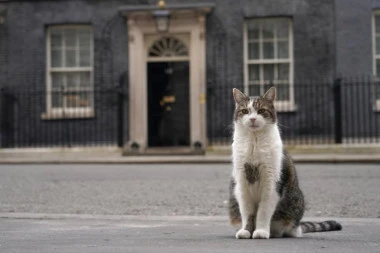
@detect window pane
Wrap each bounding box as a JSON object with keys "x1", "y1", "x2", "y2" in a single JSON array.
[
  {"x1": 263, "y1": 64, "x2": 274, "y2": 81},
  {"x1": 377, "y1": 59, "x2": 380, "y2": 76},
  {"x1": 78, "y1": 92, "x2": 91, "y2": 107},
  {"x1": 276, "y1": 21, "x2": 289, "y2": 38},
  {"x1": 376, "y1": 81, "x2": 380, "y2": 100},
  {"x1": 65, "y1": 49, "x2": 76, "y2": 67},
  {"x1": 376, "y1": 36, "x2": 380, "y2": 55},
  {"x1": 248, "y1": 65, "x2": 260, "y2": 81},
  {"x1": 51, "y1": 49, "x2": 62, "y2": 67},
  {"x1": 79, "y1": 49, "x2": 91, "y2": 67},
  {"x1": 66, "y1": 73, "x2": 78, "y2": 89},
  {"x1": 278, "y1": 41, "x2": 289, "y2": 58},
  {"x1": 262, "y1": 21, "x2": 275, "y2": 39},
  {"x1": 248, "y1": 85, "x2": 261, "y2": 96},
  {"x1": 79, "y1": 72, "x2": 91, "y2": 87},
  {"x1": 51, "y1": 30, "x2": 62, "y2": 48},
  {"x1": 52, "y1": 92, "x2": 63, "y2": 108},
  {"x1": 66, "y1": 93, "x2": 80, "y2": 108},
  {"x1": 278, "y1": 64, "x2": 289, "y2": 80},
  {"x1": 376, "y1": 16, "x2": 380, "y2": 34},
  {"x1": 64, "y1": 29, "x2": 76, "y2": 48},
  {"x1": 263, "y1": 42, "x2": 274, "y2": 59},
  {"x1": 247, "y1": 22, "x2": 259, "y2": 40},
  {"x1": 52, "y1": 73, "x2": 64, "y2": 89},
  {"x1": 66, "y1": 92, "x2": 91, "y2": 108},
  {"x1": 277, "y1": 84, "x2": 290, "y2": 101},
  {"x1": 78, "y1": 30, "x2": 91, "y2": 48},
  {"x1": 248, "y1": 42, "x2": 259, "y2": 59},
  {"x1": 79, "y1": 29, "x2": 91, "y2": 67}
]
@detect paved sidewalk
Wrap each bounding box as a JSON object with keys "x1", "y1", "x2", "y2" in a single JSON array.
[
  {"x1": 0, "y1": 148, "x2": 379, "y2": 164},
  {"x1": 1, "y1": 214, "x2": 379, "y2": 253}
]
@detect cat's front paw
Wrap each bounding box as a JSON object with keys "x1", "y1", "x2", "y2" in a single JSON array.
[
  {"x1": 235, "y1": 229, "x2": 251, "y2": 239},
  {"x1": 252, "y1": 229, "x2": 270, "y2": 239}
]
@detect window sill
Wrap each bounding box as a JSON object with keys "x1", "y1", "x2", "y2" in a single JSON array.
[{"x1": 41, "y1": 110, "x2": 95, "y2": 120}]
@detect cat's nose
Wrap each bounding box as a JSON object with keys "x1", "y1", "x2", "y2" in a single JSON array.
[{"x1": 250, "y1": 118, "x2": 256, "y2": 123}]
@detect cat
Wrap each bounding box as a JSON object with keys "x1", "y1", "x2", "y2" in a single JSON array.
[{"x1": 229, "y1": 87, "x2": 342, "y2": 239}]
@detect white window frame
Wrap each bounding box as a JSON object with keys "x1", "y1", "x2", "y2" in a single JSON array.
[
  {"x1": 372, "y1": 11, "x2": 380, "y2": 111},
  {"x1": 42, "y1": 25, "x2": 94, "y2": 119},
  {"x1": 243, "y1": 18, "x2": 295, "y2": 111}
]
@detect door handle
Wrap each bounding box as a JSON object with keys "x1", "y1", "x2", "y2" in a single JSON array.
[
  {"x1": 162, "y1": 95, "x2": 176, "y2": 103},
  {"x1": 160, "y1": 95, "x2": 176, "y2": 107}
]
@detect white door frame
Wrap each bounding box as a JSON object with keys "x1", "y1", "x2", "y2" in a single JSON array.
[{"x1": 125, "y1": 12, "x2": 208, "y2": 153}]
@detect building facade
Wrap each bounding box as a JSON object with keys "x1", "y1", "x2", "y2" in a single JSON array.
[{"x1": 0, "y1": 0, "x2": 379, "y2": 152}]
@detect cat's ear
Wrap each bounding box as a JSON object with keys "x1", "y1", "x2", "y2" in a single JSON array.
[
  {"x1": 233, "y1": 88, "x2": 248, "y2": 105},
  {"x1": 263, "y1": 87, "x2": 276, "y2": 103}
]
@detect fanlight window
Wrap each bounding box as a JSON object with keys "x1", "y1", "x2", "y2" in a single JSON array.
[{"x1": 148, "y1": 36, "x2": 189, "y2": 57}]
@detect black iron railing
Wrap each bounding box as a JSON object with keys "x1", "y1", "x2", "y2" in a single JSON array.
[
  {"x1": 0, "y1": 87, "x2": 127, "y2": 148},
  {"x1": 207, "y1": 77, "x2": 380, "y2": 146},
  {"x1": 1, "y1": 77, "x2": 379, "y2": 148}
]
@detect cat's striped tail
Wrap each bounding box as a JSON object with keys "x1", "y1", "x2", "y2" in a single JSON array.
[{"x1": 301, "y1": 220, "x2": 342, "y2": 233}]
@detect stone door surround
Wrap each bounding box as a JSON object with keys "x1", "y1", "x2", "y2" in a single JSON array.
[{"x1": 120, "y1": 3, "x2": 214, "y2": 154}]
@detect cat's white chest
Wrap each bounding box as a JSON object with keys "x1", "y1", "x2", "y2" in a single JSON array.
[
  {"x1": 245, "y1": 140, "x2": 270, "y2": 163},
  {"x1": 233, "y1": 135, "x2": 280, "y2": 165},
  {"x1": 232, "y1": 126, "x2": 283, "y2": 182}
]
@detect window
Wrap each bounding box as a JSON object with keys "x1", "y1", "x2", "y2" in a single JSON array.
[
  {"x1": 372, "y1": 12, "x2": 380, "y2": 110},
  {"x1": 244, "y1": 18, "x2": 294, "y2": 111},
  {"x1": 43, "y1": 26, "x2": 94, "y2": 119}
]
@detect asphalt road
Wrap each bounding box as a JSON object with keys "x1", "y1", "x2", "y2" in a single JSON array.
[
  {"x1": 1, "y1": 216, "x2": 380, "y2": 253},
  {"x1": 0, "y1": 163, "x2": 379, "y2": 218}
]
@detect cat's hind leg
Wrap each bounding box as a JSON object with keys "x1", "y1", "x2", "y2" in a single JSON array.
[
  {"x1": 228, "y1": 178, "x2": 242, "y2": 229},
  {"x1": 270, "y1": 221, "x2": 303, "y2": 238},
  {"x1": 285, "y1": 226, "x2": 303, "y2": 238},
  {"x1": 269, "y1": 221, "x2": 286, "y2": 238}
]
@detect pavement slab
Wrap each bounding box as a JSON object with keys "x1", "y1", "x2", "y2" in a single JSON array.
[{"x1": 0, "y1": 215, "x2": 379, "y2": 253}]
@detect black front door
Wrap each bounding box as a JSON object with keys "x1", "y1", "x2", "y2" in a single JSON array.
[{"x1": 147, "y1": 61, "x2": 190, "y2": 147}]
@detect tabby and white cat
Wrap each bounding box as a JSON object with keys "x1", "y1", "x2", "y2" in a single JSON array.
[{"x1": 229, "y1": 87, "x2": 342, "y2": 239}]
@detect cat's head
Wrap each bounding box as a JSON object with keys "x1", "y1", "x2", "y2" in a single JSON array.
[{"x1": 232, "y1": 87, "x2": 277, "y2": 132}]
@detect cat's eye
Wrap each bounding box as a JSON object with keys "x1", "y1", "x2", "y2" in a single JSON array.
[
  {"x1": 241, "y1": 109, "x2": 249, "y2": 114},
  {"x1": 258, "y1": 109, "x2": 266, "y2": 114}
]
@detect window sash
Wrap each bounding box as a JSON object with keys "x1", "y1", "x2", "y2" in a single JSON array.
[
  {"x1": 48, "y1": 71, "x2": 93, "y2": 110},
  {"x1": 244, "y1": 18, "x2": 294, "y2": 106},
  {"x1": 49, "y1": 27, "x2": 93, "y2": 68},
  {"x1": 246, "y1": 19, "x2": 290, "y2": 61}
]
